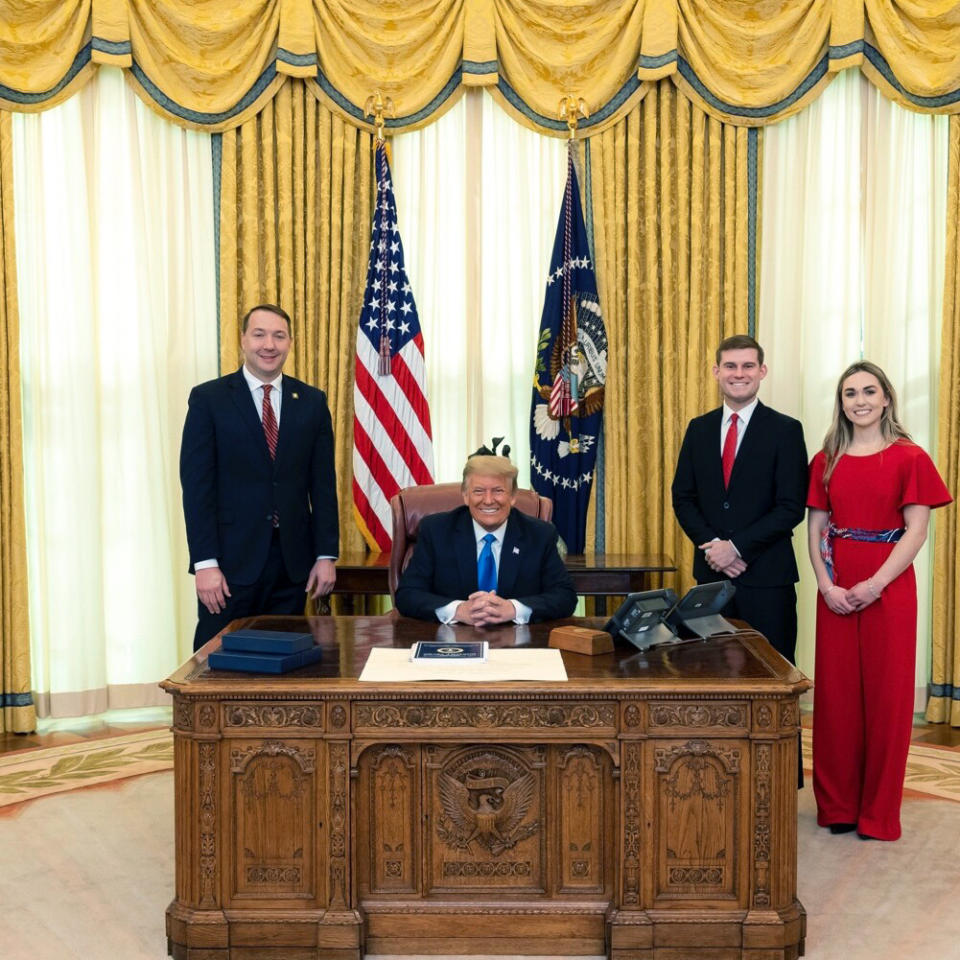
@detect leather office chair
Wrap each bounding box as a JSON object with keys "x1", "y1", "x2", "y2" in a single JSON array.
[{"x1": 387, "y1": 482, "x2": 553, "y2": 601}]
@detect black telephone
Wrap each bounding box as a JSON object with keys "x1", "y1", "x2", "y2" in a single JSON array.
[
  {"x1": 603, "y1": 588, "x2": 679, "y2": 651},
  {"x1": 604, "y1": 581, "x2": 737, "y2": 652}
]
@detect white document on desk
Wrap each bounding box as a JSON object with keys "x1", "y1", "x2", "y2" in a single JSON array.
[{"x1": 358, "y1": 646, "x2": 567, "y2": 682}]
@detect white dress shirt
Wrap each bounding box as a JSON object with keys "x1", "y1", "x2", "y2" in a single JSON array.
[
  {"x1": 435, "y1": 519, "x2": 533, "y2": 624},
  {"x1": 719, "y1": 396, "x2": 757, "y2": 457}
]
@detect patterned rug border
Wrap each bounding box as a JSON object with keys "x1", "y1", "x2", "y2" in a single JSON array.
[
  {"x1": 0, "y1": 728, "x2": 173, "y2": 807},
  {"x1": 801, "y1": 729, "x2": 960, "y2": 804}
]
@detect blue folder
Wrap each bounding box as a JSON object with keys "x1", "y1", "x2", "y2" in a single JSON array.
[
  {"x1": 221, "y1": 629, "x2": 315, "y2": 655},
  {"x1": 208, "y1": 645, "x2": 322, "y2": 674}
]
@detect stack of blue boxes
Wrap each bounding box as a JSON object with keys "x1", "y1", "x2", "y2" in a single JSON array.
[{"x1": 207, "y1": 629, "x2": 322, "y2": 673}]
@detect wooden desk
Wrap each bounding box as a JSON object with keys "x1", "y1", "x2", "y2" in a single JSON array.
[
  {"x1": 331, "y1": 551, "x2": 676, "y2": 599},
  {"x1": 162, "y1": 617, "x2": 809, "y2": 960}
]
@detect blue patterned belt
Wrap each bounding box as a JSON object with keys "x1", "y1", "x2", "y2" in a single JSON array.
[{"x1": 820, "y1": 522, "x2": 904, "y2": 583}]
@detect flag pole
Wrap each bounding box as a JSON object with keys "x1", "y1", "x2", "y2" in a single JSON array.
[
  {"x1": 353, "y1": 90, "x2": 436, "y2": 550},
  {"x1": 530, "y1": 93, "x2": 607, "y2": 554}
]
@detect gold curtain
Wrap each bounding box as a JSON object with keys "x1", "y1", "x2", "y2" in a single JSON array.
[
  {"x1": 0, "y1": 111, "x2": 35, "y2": 734},
  {"x1": 218, "y1": 78, "x2": 373, "y2": 561},
  {"x1": 3, "y1": 2, "x2": 960, "y2": 132},
  {"x1": 589, "y1": 81, "x2": 755, "y2": 591},
  {"x1": 927, "y1": 114, "x2": 960, "y2": 727}
]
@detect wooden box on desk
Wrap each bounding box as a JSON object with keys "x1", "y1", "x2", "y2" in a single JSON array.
[{"x1": 549, "y1": 624, "x2": 614, "y2": 655}]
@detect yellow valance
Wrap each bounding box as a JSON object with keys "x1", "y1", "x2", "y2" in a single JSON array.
[{"x1": 2, "y1": 0, "x2": 960, "y2": 133}]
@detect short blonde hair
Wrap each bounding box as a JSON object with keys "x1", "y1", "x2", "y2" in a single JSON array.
[{"x1": 461, "y1": 455, "x2": 518, "y2": 492}]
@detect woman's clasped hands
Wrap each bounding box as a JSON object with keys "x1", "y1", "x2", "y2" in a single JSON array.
[{"x1": 820, "y1": 578, "x2": 882, "y2": 614}]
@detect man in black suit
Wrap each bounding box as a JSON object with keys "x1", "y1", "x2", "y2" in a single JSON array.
[
  {"x1": 396, "y1": 456, "x2": 577, "y2": 624},
  {"x1": 671, "y1": 335, "x2": 807, "y2": 663},
  {"x1": 180, "y1": 304, "x2": 338, "y2": 650}
]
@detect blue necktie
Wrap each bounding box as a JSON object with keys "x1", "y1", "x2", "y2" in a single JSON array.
[{"x1": 477, "y1": 533, "x2": 497, "y2": 592}]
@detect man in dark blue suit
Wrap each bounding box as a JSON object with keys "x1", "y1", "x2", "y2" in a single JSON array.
[
  {"x1": 396, "y1": 456, "x2": 577, "y2": 625},
  {"x1": 671, "y1": 335, "x2": 807, "y2": 663},
  {"x1": 180, "y1": 304, "x2": 338, "y2": 650}
]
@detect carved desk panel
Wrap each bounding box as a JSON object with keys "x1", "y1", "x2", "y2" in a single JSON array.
[{"x1": 161, "y1": 616, "x2": 810, "y2": 960}]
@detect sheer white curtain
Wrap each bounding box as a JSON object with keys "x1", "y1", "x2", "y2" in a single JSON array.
[
  {"x1": 12, "y1": 68, "x2": 217, "y2": 716},
  {"x1": 760, "y1": 68, "x2": 948, "y2": 706},
  {"x1": 391, "y1": 91, "x2": 567, "y2": 485}
]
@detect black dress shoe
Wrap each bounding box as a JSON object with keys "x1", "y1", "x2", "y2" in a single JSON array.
[{"x1": 828, "y1": 823, "x2": 857, "y2": 834}]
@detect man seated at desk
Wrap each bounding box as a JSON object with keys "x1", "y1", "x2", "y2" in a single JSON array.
[{"x1": 395, "y1": 455, "x2": 577, "y2": 625}]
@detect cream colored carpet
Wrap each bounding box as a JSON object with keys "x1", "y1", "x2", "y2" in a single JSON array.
[{"x1": 1, "y1": 763, "x2": 959, "y2": 959}]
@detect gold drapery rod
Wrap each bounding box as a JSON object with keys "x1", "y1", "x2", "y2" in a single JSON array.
[
  {"x1": 558, "y1": 95, "x2": 589, "y2": 140},
  {"x1": 364, "y1": 90, "x2": 395, "y2": 143}
]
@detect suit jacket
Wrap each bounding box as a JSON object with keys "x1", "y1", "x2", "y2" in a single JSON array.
[
  {"x1": 179, "y1": 367, "x2": 338, "y2": 586},
  {"x1": 395, "y1": 506, "x2": 577, "y2": 622},
  {"x1": 671, "y1": 401, "x2": 807, "y2": 587}
]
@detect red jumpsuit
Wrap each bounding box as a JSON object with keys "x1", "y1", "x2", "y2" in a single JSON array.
[{"x1": 807, "y1": 441, "x2": 951, "y2": 840}]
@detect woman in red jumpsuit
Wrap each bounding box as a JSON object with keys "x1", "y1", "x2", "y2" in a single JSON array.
[{"x1": 807, "y1": 361, "x2": 951, "y2": 841}]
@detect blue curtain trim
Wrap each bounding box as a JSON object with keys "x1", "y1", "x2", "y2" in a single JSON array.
[
  {"x1": 91, "y1": 37, "x2": 132, "y2": 56},
  {"x1": 862, "y1": 42, "x2": 960, "y2": 108},
  {"x1": 130, "y1": 61, "x2": 277, "y2": 125},
  {"x1": 639, "y1": 51, "x2": 678, "y2": 70},
  {"x1": 497, "y1": 72, "x2": 643, "y2": 132},
  {"x1": 678, "y1": 54, "x2": 829, "y2": 119},
  {"x1": 463, "y1": 60, "x2": 498, "y2": 75},
  {"x1": 1, "y1": 691, "x2": 35, "y2": 708},
  {"x1": 212, "y1": 132, "x2": 222, "y2": 370},
  {"x1": 314, "y1": 68, "x2": 463, "y2": 127},
  {"x1": 6, "y1": 43, "x2": 960, "y2": 123},
  {"x1": 582, "y1": 139, "x2": 605, "y2": 555},
  {"x1": 747, "y1": 127, "x2": 758, "y2": 338},
  {"x1": 929, "y1": 683, "x2": 960, "y2": 701},
  {"x1": 829, "y1": 40, "x2": 864, "y2": 61},
  {"x1": 0, "y1": 42, "x2": 92, "y2": 104},
  {"x1": 277, "y1": 49, "x2": 317, "y2": 68}
]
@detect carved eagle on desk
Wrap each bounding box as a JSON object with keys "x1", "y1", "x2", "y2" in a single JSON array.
[{"x1": 437, "y1": 770, "x2": 538, "y2": 857}]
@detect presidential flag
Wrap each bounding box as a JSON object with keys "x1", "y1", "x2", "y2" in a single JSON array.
[
  {"x1": 353, "y1": 141, "x2": 435, "y2": 551},
  {"x1": 529, "y1": 146, "x2": 607, "y2": 554}
]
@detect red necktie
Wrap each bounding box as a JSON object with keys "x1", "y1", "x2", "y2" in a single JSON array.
[
  {"x1": 722, "y1": 412, "x2": 738, "y2": 488},
  {"x1": 262, "y1": 384, "x2": 278, "y2": 459}
]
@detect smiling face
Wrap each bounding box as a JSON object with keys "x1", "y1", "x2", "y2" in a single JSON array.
[
  {"x1": 712, "y1": 347, "x2": 767, "y2": 410},
  {"x1": 840, "y1": 370, "x2": 890, "y2": 431},
  {"x1": 241, "y1": 308, "x2": 291, "y2": 382},
  {"x1": 462, "y1": 473, "x2": 517, "y2": 531}
]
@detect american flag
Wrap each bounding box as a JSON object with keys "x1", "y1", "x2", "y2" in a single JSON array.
[
  {"x1": 529, "y1": 145, "x2": 607, "y2": 554},
  {"x1": 353, "y1": 142, "x2": 435, "y2": 551}
]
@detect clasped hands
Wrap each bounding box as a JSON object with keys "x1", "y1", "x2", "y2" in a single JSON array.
[
  {"x1": 698, "y1": 539, "x2": 747, "y2": 579},
  {"x1": 820, "y1": 579, "x2": 879, "y2": 615},
  {"x1": 455, "y1": 591, "x2": 516, "y2": 626}
]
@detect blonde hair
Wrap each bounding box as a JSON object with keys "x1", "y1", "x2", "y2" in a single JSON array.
[
  {"x1": 461, "y1": 455, "x2": 518, "y2": 492},
  {"x1": 822, "y1": 361, "x2": 911, "y2": 483}
]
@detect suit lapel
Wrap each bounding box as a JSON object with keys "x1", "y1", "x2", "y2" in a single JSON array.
[
  {"x1": 274, "y1": 376, "x2": 301, "y2": 470},
  {"x1": 228, "y1": 368, "x2": 272, "y2": 463},
  {"x1": 497, "y1": 511, "x2": 522, "y2": 596},
  {"x1": 454, "y1": 509, "x2": 479, "y2": 593},
  {"x1": 702, "y1": 408, "x2": 726, "y2": 494},
  {"x1": 728, "y1": 401, "x2": 766, "y2": 489}
]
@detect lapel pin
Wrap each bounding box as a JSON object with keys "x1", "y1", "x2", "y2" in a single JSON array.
[
  {"x1": 292, "y1": 392, "x2": 299, "y2": 399},
  {"x1": 513, "y1": 547, "x2": 520, "y2": 554}
]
